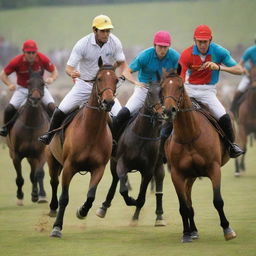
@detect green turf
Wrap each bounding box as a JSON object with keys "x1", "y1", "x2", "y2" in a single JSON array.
[
  {"x1": 0, "y1": 0, "x2": 255, "y2": 53},
  {"x1": 0, "y1": 142, "x2": 256, "y2": 256}
]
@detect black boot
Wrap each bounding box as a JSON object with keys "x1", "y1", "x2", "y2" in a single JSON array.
[
  {"x1": 0, "y1": 104, "x2": 17, "y2": 137},
  {"x1": 218, "y1": 114, "x2": 244, "y2": 158},
  {"x1": 230, "y1": 91, "x2": 243, "y2": 117},
  {"x1": 160, "y1": 121, "x2": 173, "y2": 163},
  {"x1": 112, "y1": 107, "x2": 130, "y2": 140},
  {"x1": 38, "y1": 107, "x2": 67, "y2": 145}
]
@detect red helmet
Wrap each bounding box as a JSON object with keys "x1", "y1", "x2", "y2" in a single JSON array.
[
  {"x1": 22, "y1": 40, "x2": 38, "y2": 52},
  {"x1": 153, "y1": 31, "x2": 171, "y2": 46},
  {"x1": 194, "y1": 25, "x2": 212, "y2": 40}
]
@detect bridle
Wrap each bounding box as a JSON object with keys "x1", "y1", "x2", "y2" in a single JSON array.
[{"x1": 27, "y1": 77, "x2": 45, "y2": 107}]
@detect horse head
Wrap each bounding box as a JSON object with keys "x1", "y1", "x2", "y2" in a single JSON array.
[
  {"x1": 93, "y1": 57, "x2": 118, "y2": 112},
  {"x1": 161, "y1": 71, "x2": 187, "y2": 121},
  {"x1": 27, "y1": 68, "x2": 45, "y2": 107}
]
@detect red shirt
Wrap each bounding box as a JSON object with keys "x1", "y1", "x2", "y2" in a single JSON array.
[{"x1": 4, "y1": 52, "x2": 55, "y2": 88}]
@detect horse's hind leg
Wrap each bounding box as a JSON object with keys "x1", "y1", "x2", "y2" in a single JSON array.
[
  {"x1": 47, "y1": 152, "x2": 62, "y2": 217},
  {"x1": 12, "y1": 156, "x2": 24, "y2": 206},
  {"x1": 96, "y1": 159, "x2": 119, "y2": 218},
  {"x1": 210, "y1": 165, "x2": 236, "y2": 241},
  {"x1": 77, "y1": 166, "x2": 105, "y2": 220},
  {"x1": 154, "y1": 162, "x2": 166, "y2": 227}
]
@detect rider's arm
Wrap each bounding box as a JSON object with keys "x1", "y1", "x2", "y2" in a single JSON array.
[
  {"x1": 45, "y1": 65, "x2": 59, "y2": 84},
  {"x1": 65, "y1": 65, "x2": 80, "y2": 79},
  {"x1": 0, "y1": 70, "x2": 16, "y2": 91}
]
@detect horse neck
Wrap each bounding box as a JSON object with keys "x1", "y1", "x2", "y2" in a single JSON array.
[
  {"x1": 173, "y1": 96, "x2": 200, "y2": 142},
  {"x1": 20, "y1": 102, "x2": 46, "y2": 127},
  {"x1": 133, "y1": 107, "x2": 161, "y2": 137}
]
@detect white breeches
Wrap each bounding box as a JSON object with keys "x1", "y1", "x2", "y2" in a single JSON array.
[
  {"x1": 9, "y1": 85, "x2": 55, "y2": 109},
  {"x1": 58, "y1": 78, "x2": 121, "y2": 116},
  {"x1": 237, "y1": 75, "x2": 250, "y2": 92},
  {"x1": 185, "y1": 83, "x2": 226, "y2": 120},
  {"x1": 125, "y1": 85, "x2": 148, "y2": 115}
]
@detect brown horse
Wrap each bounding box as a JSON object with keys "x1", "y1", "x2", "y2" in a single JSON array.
[
  {"x1": 96, "y1": 81, "x2": 166, "y2": 226},
  {"x1": 6, "y1": 70, "x2": 49, "y2": 205},
  {"x1": 161, "y1": 72, "x2": 236, "y2": 243},
  {"x1": 47, "y1": 59, "x2": 118, "y2": 238},
  {"x1": 235, "y1": 66, "x2": 256, "y2": 176}
]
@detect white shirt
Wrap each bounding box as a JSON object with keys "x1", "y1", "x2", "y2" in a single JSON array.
[{"x1": 67, "y1": 33, "x2": 126, "y2": 80}]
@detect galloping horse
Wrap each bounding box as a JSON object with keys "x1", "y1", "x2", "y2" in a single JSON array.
[
  {"x1": 6, "y1": 70, "x2": 49, "y2": 205},
  {"x1": 161, "y1": 72, "x2": 236, "y2": 242},
  {"x1": 47, "y1": 58, "x2": 118, "y2": 238},
  {"x1": 96, "y1": 82, "x2": 166, "y2": 226},
  {"x1": 235, "y1": 66, "x2": 256, "y2": 175}
]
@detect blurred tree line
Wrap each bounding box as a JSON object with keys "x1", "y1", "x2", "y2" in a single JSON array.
[{"x1": 0, "y1": 0, "x2": 197, "y2": 9}]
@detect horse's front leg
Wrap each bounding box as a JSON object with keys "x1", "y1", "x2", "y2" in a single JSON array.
[
  {"x1": 116, "y1": 158, "x2": 136, "y2": 206},
  {"x1": 12, "y1": 155, "x2": 24, "y2": 206},
  {"x1": 47, "y1": 152, "x2": 62, "y2": 217},
  {"x1": 96, "y1": 159, "x2": 119, "y2": 218},
  {"x1": 130, "y1": 170, "x2": 153, "y2": 226},
  {"x1": 154, "y1": 161, "x2": 166, "y2": 227},
  {"x1": 77, "y1": 165, "x2": 105, "y2": 219},
  {"x1": 51, "y1": 162, "x2": 76, "y2": 238},
  {"x1": 210, "y1": 164, "x2": 236, "y2": 241}
]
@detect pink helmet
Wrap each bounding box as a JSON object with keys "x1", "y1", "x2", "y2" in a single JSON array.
[{"x1": 153, "y1": 30, "x2": 171, "y2": 46}]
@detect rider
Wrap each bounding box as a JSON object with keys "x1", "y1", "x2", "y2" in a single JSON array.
[
  {"x1": 230, "y1": 38, "x2": 256, "y2": 115},
  {"x1": 0, "y1": 39, "x2": 58, "y2": 137},
  {"x1": 39, "y1": 14, "x2": 133, "y2": 145},
  {"x1": 112, "y1": 30, "x2": 180, "y2": 142},
  {"x1": 179, "y1": 24, "x2": 244, "y2": 158}
]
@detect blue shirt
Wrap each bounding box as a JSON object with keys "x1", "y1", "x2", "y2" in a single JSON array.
[
  {"x1": 129, "y1": 47, "x2": 180, "y2": 83},
  {"x1": 242, "y1": 45, "x2": 256, "y2": 70}
]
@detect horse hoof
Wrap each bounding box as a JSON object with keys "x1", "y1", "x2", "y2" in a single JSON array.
[
  {"x1": 234, "y1": 172, "x2": 241, "y2": 177},
  {"x1": 191, "y1": 231, "x2": 199, "y2": 239},
  {"x1": 37, "y1": 196, "x2": 48, "y2": 204},
  {"x1": 32, "y1": 196, "x2": 38, "y2": 203},
  {"x1": 96, "y1": 207, "x2": 106, "y2": 218},
  {"x1": 224, "y1": 227, "x2": 237, "y2": 241},
  {"x1": 181, "y1": 235, "x2": 193, "y2": 243},
  {"x1": 50, "y1": 226, "x2": 62, "y2": 238},
  {"x1": 16, "y1": 199, "x2": 24, "y2": 206},
  {"x1": 129, "y1": 220, "x2": 138, "y2": 227},
  {"x1": 49, "y1": 210, "x2": 57, "y2": 217},
  {"x1": 76, "y1": 206, "x2": 86, "y2": 220},
  {"x1": 155, "y1": 219, "x2": 166, "y2": 227}
]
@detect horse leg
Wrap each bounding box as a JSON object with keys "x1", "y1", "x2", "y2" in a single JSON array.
[
  {"x1": 96, "y1": 159, "x2": 119, "y2": 218},
  {"x1": 12, "y1": 155, "x2": 24, "y2": 206},
  {"x1": 210, "y1": 164, "x2": 236, "y2": 241},
  {"x1": 185, "y1": 178, "x2": 198, "y2": 239},
  {"x1": 117, "y1": 158, "x2": 136, "y2": 206},
  {"x1": 154, "y1": 162, "x2": 166, "y2": 226},
  {"x1": 171, "y1": 171, "x2": 192, "y2": 243},
  {"x1": 77, "y1": 166, "x2": 105, "y2": 219},
  {"x1": 130, "y1": 170, "x2": 153, "y2": 226},
  {"x1": 47, "y1": 152, "x2": 62, "y2": 217},
  {"x1": 51, "y1": 162, "x2": 76, "y2": 238},
  {"x1": 27, "y1": 158, "x2": 40, "y2": 203}
]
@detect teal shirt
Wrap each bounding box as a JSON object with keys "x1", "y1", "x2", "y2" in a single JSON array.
[
  {"x1": 129, "y1": 47, "x2": 180, "y2": 83},
  {"x1": 242, "y1": 45, "x2": 256, "y2": 70}
]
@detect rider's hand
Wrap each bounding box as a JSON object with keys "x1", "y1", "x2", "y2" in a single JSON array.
[
  {"x1": 134, "y1": 81, "x2": 145, "y2": 88},
  {"x1": 70, "y1": 70, "x2": 80, "y2": 79},
  {"x1": 8, "y1": 84, "x2": 16, "y2": 91},
  {"x1": 44, "y1": 77, "x2": 54, "y2": 84},
  {"x1": 199, "y1": 61, "x2": 220, "y2": 71}
]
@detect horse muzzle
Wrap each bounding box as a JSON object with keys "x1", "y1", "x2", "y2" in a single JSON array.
[
  {"x1": 100, "y1": 99, "x2": 115, "y2": 112},
  {"x1": 163, "y1": 107, "x2": 177, "y2": 121}
]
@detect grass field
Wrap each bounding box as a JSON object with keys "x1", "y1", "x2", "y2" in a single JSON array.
[
  {"x1": 0, "y1": 0, "x2": 255, "y2": 52},
  {"x1": 0, "y1": 142, "x2": 256, "y2": 256}
]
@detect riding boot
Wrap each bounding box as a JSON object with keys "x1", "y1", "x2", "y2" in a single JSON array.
[
  {"x1": 46, "y1": 102, "x2": 56, "y2": 118},
  {"x1": 38, "y1": 107, "x2": 67, "y2": 145},
  {"x1": 230, "y1": 91, "x2": 243, "y2": 117},
  {"x1": 112, "y1": 107, "x2": 130, "y2": 140},
  {"x1": 160, "y1": 121, "x2": 173, "y2": 163},
  {"x1": 218, "y1": 114, "x2": 244, "y2": 158},
  {"x1": 0, "y1": 104, "x2": 17, "y2": 137}
]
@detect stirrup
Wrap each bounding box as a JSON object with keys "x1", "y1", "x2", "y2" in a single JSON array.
[
  {"x1": 0, "y1": 126, "x2": 8, "y2": 137},
  {"x1": 38, "y1": 133, "x2": 53, "y2": 145},
  {"x1": 228, "y1": 143, "x2": 244, "y2": 158}
]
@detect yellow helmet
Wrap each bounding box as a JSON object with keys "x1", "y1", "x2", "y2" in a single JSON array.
[{"x1": 92, "y1": 15, "x2": 114, "y2": 30}]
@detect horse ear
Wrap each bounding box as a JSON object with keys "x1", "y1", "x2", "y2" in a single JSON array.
[
  {"x1": 28, "y1": 65, "x2": 33, "y2": 77},
  {"x1": 98, "y1": 56, "x2": 103, "y2": 68},
  {"x1": 162, "y1": 68, "x2": 169, "y2": 79},
  {"x1": 39, "y1": 68, "x2": 44, "y2": 77},
  {"x1": 156, "y1": 71, "x2": 161, "y2": 82},
  {"x1": 177, "y1": 63, "x2": 182, "y2": 76}
]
